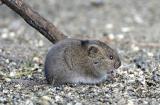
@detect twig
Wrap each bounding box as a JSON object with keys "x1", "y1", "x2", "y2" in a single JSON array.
[
  {"x1": 0, "y1": 0, "x2": 2, "y2": 5},
  {"x1": 136, "y1": 43, "x2": 160, "y2": 48},
  {"x1": 1, "y1": 0, "x2": 67, "y2": 44}
]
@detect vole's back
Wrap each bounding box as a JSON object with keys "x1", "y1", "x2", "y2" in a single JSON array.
[{"x1": 44, "y1": 39, "x2": 84, "y2": 84}]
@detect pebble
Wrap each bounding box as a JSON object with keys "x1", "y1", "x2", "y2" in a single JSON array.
[
  {"x1": 105, "y1": 23, "x2": 114, "y2": 29},
  {"x1": 0, "y1": 49, "x2": 2, "y2": 53},
  {"x1": 117, "y1": 34, "x2": 124, "y2": 40},
  {"x1": 55, "y1": 95, "x2": 62, "y2": 102},
  {"x1": 9, "y1": 71, "x2": 16, "y2": 77},
  {"x1": 134, "y1": 14, "x2": 144, "y2": 24},
  {"x1": 38, "y1": 40, "x2": 44, "y2": 47},
  {"x1": 75, "y1": 102, "x2": 82, "y2": 105},
  {"x1": 147, "y1": 52, "x2": 153, "y2": 57},
  {"x1": 121, "y1": 27, "x2": 132, "y2": 33},
  {"x1": 33, "y1": 57, "x2": 40, "y2": 63},
  {"x1": 9, "y1": 32, "x2": 15, "y2": 38},
  {"x1": 131, "y1": 44, "x2": 140, "y2": 52},
  {"x1": 41, "y1": 95, "x2": 51, "y2": 101},
  {"x1": 5, "y1": 78, "x2": 11, "y2": 82},
  {"x1": 127, "y1": 99, "x2": 134, "y2": 105},
  {"x1": 5, "y1": 59, "x2": 10, "y2": 64},
  {"x1": 25, "y1": 99, "x2": 34, "y2": 105},
  {"x1": 14, "y1": 84, "x2": 21, "y2": 89},
  {"x1": 108, "y1": 33, "x2": 115, "y2": 40},
  {"x1": 1, "y1": 33, "x2": 8, "y2": 39}
]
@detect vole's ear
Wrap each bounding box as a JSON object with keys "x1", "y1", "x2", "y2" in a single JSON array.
[{"x1": 88, "y1": 45, "x2": 99, "y2": 57}]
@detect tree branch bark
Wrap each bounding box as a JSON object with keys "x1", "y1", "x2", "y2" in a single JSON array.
[{"x1": 1, "y1": 0, "x2": 67, "y2": 44}]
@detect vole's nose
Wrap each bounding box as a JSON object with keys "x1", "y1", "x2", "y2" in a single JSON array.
[{"x1": 114, "y1": 61, "x2": 121, "y2": 69}]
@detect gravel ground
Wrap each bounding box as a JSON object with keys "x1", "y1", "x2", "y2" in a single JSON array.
[{"x1": 0, "y1": 0, "x2": 160, "y2": 105}]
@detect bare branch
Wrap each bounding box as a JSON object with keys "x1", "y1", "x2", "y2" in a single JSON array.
[
  {"x1": 137, "y1": 43, "x2": 160, "y2": 48},
  {"x1": 0, "y1": 0, "x2": 2, "y2": 5},
  {"x1": 1, "y1": 0, "x2": 67, "y2": 44}
]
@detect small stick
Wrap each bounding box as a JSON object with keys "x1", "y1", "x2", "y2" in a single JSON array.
[
  {"x1": 136, "y1": 43, "x2": 160, "y2": 48},
  {"x1": 0, "y1": 0, "x2": 2, "y2": 5},
  {"x1": 1, "y1": 0, "x2": 67, "y2": 44}
]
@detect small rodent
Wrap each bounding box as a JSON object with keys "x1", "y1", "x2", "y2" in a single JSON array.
[{"x1": 44, "y1": 38, "x2": 121, "y2": 85}]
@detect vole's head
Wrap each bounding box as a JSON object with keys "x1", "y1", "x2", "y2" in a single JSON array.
[{"x1": 81, "y1": 40, "x2": 121, "y2": 75}]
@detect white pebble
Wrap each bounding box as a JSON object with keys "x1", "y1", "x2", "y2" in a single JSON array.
[
  {"x1": 75, "y1": 102, "x2": 82, "y2": 105},
  {"x1": 127, "y1": 99, "x2": 134, "y2": 105},
  {"x1": 0, "y1": 49, "x2": 2, "y2": 53},
  {"x1": 5, "y1": 59, "x2": 10, "y2": 63},
  {"x1": 55, "y1": 95, "x2": 61, "y2": 102},
  {"x1": 117, "y1": 34, "x2": 124, "y2": 40},
  {"x1": 38, "y1": 69, "x2": 42, "y2": 72},
  {"x1": 67, "y1": 103, "x2": 73, "y2": 105},
  {"x1": 5, "y1": 78, "x2": 11, "y2": 82},
  {"x1": 134, "y1": 15, "x2": 144, "y2": 24},
  {"x1": 9, "y1": 32, "x2": 15, "y2": 38},
  {"x1": 131, "y1": 44, "x2": 139, "y2": 51},
  {"x1": 108, "y1": 33, "x2": 115, "y2": 40},
  {"x1": 33, "y1": 57, "x2": 40, "y2": 63},
  {"x1": 38, "y1": 40, "x2": 44, "y2": 47},
  {"x1": 15, "y1": 84, "x2": 21, "y2": 89},
  {"x1": 27, "y1": 75, "x2": 32, "y2": 78},
  {"x1": 105, "y1": 23, "x2": 113, "y2": 29},
  {"x1": 3, "y1": 89, "x2": 9, "y2": 94},
  {"x1": 25, "y1": 100, "x2": 34, "y2": 105},
  {"x1": 121, "y1": 27, "x2": 132, "y2": 33},
  {"x1": 9, "y1": 71, "x2": 16, "y2": 77},
  {"x1": 1, "y1": 33, "x2": 8, "y2": 39},
  {"x1": 147, "y1": 52, "x2": 153, "y2": 57},
  {"x1": 42, "y1": 96, "x2": 51, "y2": 101}
]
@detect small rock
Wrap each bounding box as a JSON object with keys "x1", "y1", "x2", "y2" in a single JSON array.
[
  {"x1": 147, "y1": 52, "x2": 153, "y2": 57},
  {"x1": 0, "y1": 49, "x2": 2, "y2": 53},
  {"x1": 9, "y1": 32, "x2": 15, "y2": 38},
  {"x1": 33, "y1": 57, "x2": 40, "y2": 63},
  {"x1": 108, "y1": 33, "x2": 115, "y2": 40},
  {"x1": 75, "y1": 102, "x2": 82, "y2": 105},
  {"x1": 105, "y1": 23, "x2": 114, "y2": 29},
  {"x1": 131, "y1": 44, "x2": 139, "y2": 52},
  {"x1": 38, "y1": 40, "x2": 44, "y2": 47},
  {"x1": 9, "y1": 71, "x2": 16, "y2": 77},
  {"x1": 25, "y1": 99, "x2": 34, "y2": 105},
  {"x1": 41, "y1": 96, "x2": 51, "y2": 101},
  {"x1": 117, "y1": 34, "x2": 124, "y2": 40},
  {"x1": 5, "y1": 59, "x2": 10, "y2": 64},
  {"x1": 121, "y1": 27, "x2": 132, "y2": 33},
  {"x1": 127, "y1": 99, "x2": 134, "y2": 105},
  {"x1": 5, "y1": 78, "x2": 11, "y2": 82},
  {"x1": 14, "y1": 84, "x2": 21, "y2": 89},
  {"x1": 55, "y1": 95, "x2": 62, "y2": 102},
  {"x1": 1, "y1": 33, "x2": 8, "y2": 39},
  {"x1": 134, "y1": 14, "x2": 144, "y2": 24}
]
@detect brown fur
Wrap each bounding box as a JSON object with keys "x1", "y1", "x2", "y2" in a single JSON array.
[{"x1": 44, "y1": 38, "x2": 121, "y2": 85}]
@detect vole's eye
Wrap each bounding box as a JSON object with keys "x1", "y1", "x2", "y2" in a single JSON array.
[{"x1": 109, "y1": 55, "x2": 113, "y2": 60}]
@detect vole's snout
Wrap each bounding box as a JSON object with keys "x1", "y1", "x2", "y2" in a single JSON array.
[{"x1": 114, "y1": 60, "x2": 121, "y2": 69}]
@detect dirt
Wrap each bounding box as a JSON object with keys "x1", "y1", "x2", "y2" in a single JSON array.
[{"x1": 0, "y1": 0, "x2": 160, "y2": 105}]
